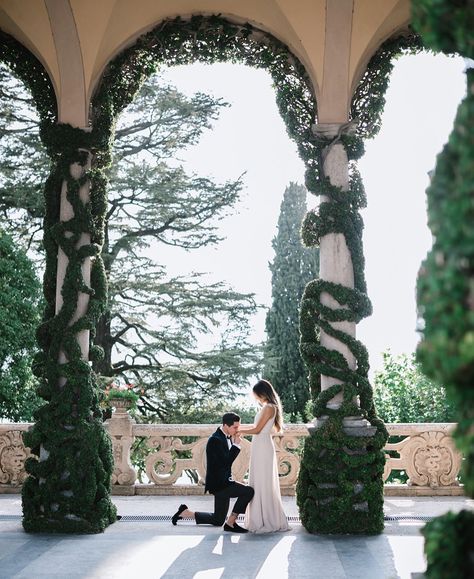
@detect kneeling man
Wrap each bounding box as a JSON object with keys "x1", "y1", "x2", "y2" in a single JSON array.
[{"x1": 172, "y1": 412, "x2": 254, "y2": 533}]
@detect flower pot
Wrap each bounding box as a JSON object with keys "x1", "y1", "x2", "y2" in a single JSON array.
[{"x1": 109, "y1": 398, "x2": 133, "y2": 413}]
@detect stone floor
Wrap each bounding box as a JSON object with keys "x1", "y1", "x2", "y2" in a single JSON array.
[{"x1": 0, "y1": 494, "x2": 473, "y2": 579}]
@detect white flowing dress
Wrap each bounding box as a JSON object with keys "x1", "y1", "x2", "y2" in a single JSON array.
[{"x1": 245, "y1": 404, "x2": 290, "y2": 533}]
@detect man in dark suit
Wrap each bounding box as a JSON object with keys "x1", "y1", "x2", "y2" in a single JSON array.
[{"x1": 172, "y1": 412, "x2": 254, "y2": 533}]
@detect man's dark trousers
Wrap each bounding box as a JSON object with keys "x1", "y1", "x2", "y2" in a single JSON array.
[{"x1": 195, "y1": 482, "x2": 254, "y2": 526}]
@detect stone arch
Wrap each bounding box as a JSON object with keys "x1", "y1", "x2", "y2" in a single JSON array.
[
  {"x1": 87, "y1": 10, "x2": 321, "y2": 109},
  {"x1": 89, "y1": 15, "x2": 318, "y2": 165}
]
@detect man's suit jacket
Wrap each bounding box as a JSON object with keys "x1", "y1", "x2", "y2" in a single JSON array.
[{"x1": 204, "y1": 428, "x2": 240, "y2": 494}]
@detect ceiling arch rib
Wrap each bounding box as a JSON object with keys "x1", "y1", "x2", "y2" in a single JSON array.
[{"x1": 45, "y1": 0, "x2": 87, "y2": 125}]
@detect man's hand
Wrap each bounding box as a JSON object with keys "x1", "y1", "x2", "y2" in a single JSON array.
[{"x1": 233, "y1": 433, "x2": 242, "y2": 445}]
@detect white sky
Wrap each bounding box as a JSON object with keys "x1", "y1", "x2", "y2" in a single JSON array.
[{"x1": 157, "y1": 52, "x2": 466, "y2": 376}]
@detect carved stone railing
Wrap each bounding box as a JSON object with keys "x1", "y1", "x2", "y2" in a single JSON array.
[
  {"x1": 130, "y1": 423, "x2": 305, "y2": 496},
  {"x1": 0, "y1": 415, "x2": 464, "y2": 496}
]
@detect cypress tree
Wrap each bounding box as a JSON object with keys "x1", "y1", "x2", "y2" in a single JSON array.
[{"x1": 264, "y1": 182, "x2": 319, "y2": 421}]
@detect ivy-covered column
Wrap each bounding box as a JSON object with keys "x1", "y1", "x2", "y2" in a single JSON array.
[
  {"x1": 22, "y1": 125, "x2": 116, "y2": 533},
  {"x1": 55, "y1": 152, "x2": 92, "y2": 358},
  {"x1": 297, "y1": 121, "x2": 387, "y2": 535},
  {"x1": 314, "y1": 124, "x2": 356, "y2": 411}
]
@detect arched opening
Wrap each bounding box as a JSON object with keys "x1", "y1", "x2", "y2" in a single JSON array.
[{"x1": 358, "y1": 51, "x2": 466, "y2": 373}]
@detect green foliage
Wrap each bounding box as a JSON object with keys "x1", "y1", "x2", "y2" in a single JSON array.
[
  {"x1": 422, "y1": 510, "x2": 474, "y2": 579},
  {"x1": 416, "y1": 75, "x2": 474, "y2": 502},
  {"x1": 264, "y1": 182, "x2": 319, "y2": 421},
  {"x1": 412, "y1": 1, "x2": 474, "y2": 58},
  {"x1": 107, "y1": 388, "x2": 139, "y2": 404},
  {"x1": 0, "y1": 229, "x2": 42, "y2": 421},
  {"x1": 373, "y1": 351, "x2": 455, "y2": 423},
  {"x1": 413, "y1": 1, "x2": 474, "y2": 575},
  {"x1": 419, "y1": 79, "x2": 474, "y2": 579}
]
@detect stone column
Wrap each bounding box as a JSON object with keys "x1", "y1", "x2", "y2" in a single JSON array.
[
  {"x1": 55, "y1": 151, "x2": 92, "y2": 362},
  {"x1": 312, "y1": 122, "x2": 374, "y2": 435},
  {"x1": 47, "y1": 0, "x2": 92, "y2": 361},
  {"x1": 315, "y1": 123, "x2": 356, "y2": 408}
]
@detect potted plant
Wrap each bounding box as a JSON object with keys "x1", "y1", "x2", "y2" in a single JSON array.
[{"x1": 105, "y1": 383, "x2": 139, "y2": 411}]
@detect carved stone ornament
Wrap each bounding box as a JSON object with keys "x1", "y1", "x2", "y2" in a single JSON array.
[
  {"x1": 0, "y1": 430, "x2": 30, "y2": 485},
  {"x1": 404, "y1": 431, "x2": 461, "y2": 488},
  {"x1": 274, "y1": 433, "x2": 302, "y2": 487}
]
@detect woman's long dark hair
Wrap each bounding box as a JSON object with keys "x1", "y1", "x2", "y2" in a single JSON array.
[{"x1": 253, "y1": 379, "x2": 283, "y2": 432}]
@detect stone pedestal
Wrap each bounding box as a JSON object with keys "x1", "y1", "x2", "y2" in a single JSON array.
[{"x1": 105, "y1": 401, "x2": 137, "y2": 487}]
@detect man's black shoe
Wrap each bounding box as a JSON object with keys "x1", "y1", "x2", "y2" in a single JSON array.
[
  {"x1": 172, "y1": 504, "x2": 188, "y2": 526},
  {"x1": 224, "y1": 522, "x2": 248, "y2": 533}
]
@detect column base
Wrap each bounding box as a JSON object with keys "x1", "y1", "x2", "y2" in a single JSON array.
[
  {"x1": 309, "y1": 415, "x2": 377, "y2": 436},
  {"x1": 298, "y1": 412, "x2": 386, "y2": 534}
]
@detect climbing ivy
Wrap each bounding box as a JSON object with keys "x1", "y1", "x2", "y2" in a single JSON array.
[
  {"x1": 412, "y1": 1, "x2": 474, "y2": 575},
  {"x1": 0, "y1": 31, "x2": 116, "y2": 533},
  {"x1": 296, "y1": 33, "x2": 423, "y2": 534}
]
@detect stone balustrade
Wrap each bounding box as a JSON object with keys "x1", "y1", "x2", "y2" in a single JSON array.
[{"x1": 0, "y1": 411, "x2": 464, "y2": 497}]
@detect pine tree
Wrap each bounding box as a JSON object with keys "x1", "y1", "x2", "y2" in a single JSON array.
[
  {"x1": 264, "y1": 182, "x2": 319, "y2": 421},
  {"x1": 0, "y1": 228, "x2": 42, "y2": 421}
]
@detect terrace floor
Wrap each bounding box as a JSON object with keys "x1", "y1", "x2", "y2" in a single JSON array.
[{"x1": 1, "y1": 494, "x2": 473, "y2": 579}]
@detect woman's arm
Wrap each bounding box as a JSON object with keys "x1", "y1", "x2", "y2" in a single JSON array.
[{"x1": 239, "y1": 405, "x2": 275, "y2": 435}]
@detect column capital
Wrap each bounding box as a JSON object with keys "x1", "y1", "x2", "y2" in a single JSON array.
[{"x1": 311, "y1": 120, "x2": 358, "y2": 139}]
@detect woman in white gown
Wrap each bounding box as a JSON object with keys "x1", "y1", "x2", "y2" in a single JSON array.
[{"x1": 239, "y1": 379, "x2": 289, "y2": 534}]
